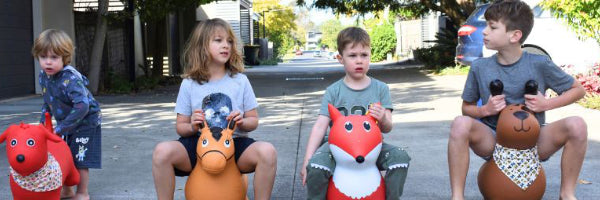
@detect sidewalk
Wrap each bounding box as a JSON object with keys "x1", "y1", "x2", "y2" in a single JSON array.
[{"x1": 1, "y1": 65, "x2": 599, "y2": 199}]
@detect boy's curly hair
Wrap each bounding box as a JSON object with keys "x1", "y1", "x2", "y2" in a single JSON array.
[
  {"x1": 32, "y1": 29, "x2": 74, "y2": 65},
  {"x1": 336, "y1": 27, "x2": 371, "y2": 55},
  {"x1": 484, "y1": 0, "x2": 534, "y2": 44}
]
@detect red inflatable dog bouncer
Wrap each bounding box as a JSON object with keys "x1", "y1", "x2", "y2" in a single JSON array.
[
  {"x1": 327, "y1": 104, "x2": 385, "y2": 200},
  {"x1": 0, "y1": 113, "x2": 80, "y2": 200}
]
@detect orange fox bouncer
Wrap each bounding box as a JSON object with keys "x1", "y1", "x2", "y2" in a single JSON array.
[
  {"x1": 327, "y1": 103, "x2": 385, "y2": 199},
  {"x1": 0, "y1": 113, "x2": 80, "y2": 200},
  {"x1": 478, "y1": 80, "x2": 546, "y2": 199},
  {"x1": 185, "y1": 120, "x2": 247, "y2": 200}
]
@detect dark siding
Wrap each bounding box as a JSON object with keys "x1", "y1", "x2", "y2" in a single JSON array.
[{"x1": 0, "y1": 1, "x2": 34, "y2": 100}]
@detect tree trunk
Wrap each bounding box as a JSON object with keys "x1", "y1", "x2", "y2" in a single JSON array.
[{"x1": 88, "y1": 0, "x2": 108, "y2": 94}]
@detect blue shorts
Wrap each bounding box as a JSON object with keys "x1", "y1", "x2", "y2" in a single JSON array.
[
  {"x1": 174, "y1": 136, "x2": 256, "y2": 176},
  {"x1": 65, "y1": 125, "x2": 102, "y2": 169}
]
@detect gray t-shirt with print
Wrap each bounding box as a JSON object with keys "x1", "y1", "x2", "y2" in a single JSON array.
[
  {"x1": 175, "y1": 73, "x2": 258, "y2": 137},
  {"x1": 319, "y1": 77, "x2": 393, "y2": 118},
  {"x1": 462, "y1": 52, "x2": 574, "y2": 129}
]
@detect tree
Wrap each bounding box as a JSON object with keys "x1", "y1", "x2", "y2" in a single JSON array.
[
  {"x1": 88, "y1": 0, "x2": 108, "y2": 94},
  {"x1": 542, "y1": 0, "x2": 600, "y2": 46},
  {"x1": 254, "y1": 0, "x2": 297, "y2": 58},
  {"x1": 318, "y1": 19, "x2": 344, "y2": 50},
  {"x1": 370, "y1": 23, "x2": 396, "y2": 62},
  {"x1": 297, "y1": 0, "x2": 493, "y2": 28},
  {"x1": 135, "y1": 0, "x2": 217, "y2": 78}
]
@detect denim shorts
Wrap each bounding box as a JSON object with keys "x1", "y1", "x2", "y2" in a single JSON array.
[
  {"x1": 65, "y1": 125, "x2": 102, "y2": 169},
  {"x1": 174, "y1": 135, "x2": 256, "y2": 176}
]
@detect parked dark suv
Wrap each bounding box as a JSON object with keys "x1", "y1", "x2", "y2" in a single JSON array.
[{"x1": 456, "y1": 3, "x2": 551, "y2": 66}]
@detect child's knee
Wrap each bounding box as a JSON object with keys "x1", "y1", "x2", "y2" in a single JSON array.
[
  {"x1": 256, "y1": 142, "x2": 277, "y2": 164},
  {"x1": 152, "y1": 142, "x2": 174, "y2": 163},
  {"x1": 450, "y1": 116, "x2": 474, "y2": 138},
  {"x1": 565, "y1": 116, "x2": 587, "y2": 138}
]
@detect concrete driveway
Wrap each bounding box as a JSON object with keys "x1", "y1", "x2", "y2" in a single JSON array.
[{"x1": 1, "y1": 61, "x2": 599, "y2": 199}]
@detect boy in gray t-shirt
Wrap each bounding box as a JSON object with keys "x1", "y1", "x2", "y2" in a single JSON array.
[
  {"x1": 448, "y1": 1, "x2": 588, "y2": 199},
  {"x1": 301, "y1": 27, "x2": 411, "y2": 200}
]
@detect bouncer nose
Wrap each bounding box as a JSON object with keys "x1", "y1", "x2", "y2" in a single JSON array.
[
  {"x1": 356, "y1": 156, "x2": 365, "y2": 163},
  {"x1": 16, "y1": 154, "x2": 25, "y2": 163}
]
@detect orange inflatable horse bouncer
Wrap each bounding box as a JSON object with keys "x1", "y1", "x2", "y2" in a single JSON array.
[
  {"x1": 185, "y1": 120, "x2": 247, "y2": 200},
  {"x1": 327, "y1": 103, "x2": 385, "y2": 199},
  {"x1": 478, "y1": 80, "x2": 546, "y2": 199},
  {"x1": 0, "y1": 113, "x2": 80, "y2": 200}
]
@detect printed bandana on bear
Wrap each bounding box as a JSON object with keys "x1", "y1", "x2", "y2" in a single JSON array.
[
  {"x1": 9, "y1": 153, "x2": 62, "y2": 192},
  {"x1": 493, "y1": 143, "x2": 541, "y2": 190}
]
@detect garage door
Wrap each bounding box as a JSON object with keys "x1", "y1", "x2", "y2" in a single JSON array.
[{"x1": 0, "y1": 1, "x2": 34, "y2": 100}]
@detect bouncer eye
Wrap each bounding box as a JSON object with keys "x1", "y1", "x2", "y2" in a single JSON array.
[
  {"x1": 26, "y1": 139, "x2": 35, "y2": 147},
  {"x1": 344, "y1": 122, "x2": 353, "y2": 132},
  {"x1": 363, "y1": 121, "x2": 371, "y2": 132}
]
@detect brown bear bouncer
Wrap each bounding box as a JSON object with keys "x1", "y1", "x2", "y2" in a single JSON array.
[{"x1": 478, "y1": 80, "x2": 546, "y2": 200}]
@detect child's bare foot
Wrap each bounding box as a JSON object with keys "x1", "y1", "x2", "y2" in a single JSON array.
[
  {"x1": 60, "y1": 186, "x2": 75, "y2": 199},
  {"x1": 559, "y1": 195, "x2": 577, "y2": 200},
  {"x1": 73, "y1": 193, "x2": 90, "y2": 200}
]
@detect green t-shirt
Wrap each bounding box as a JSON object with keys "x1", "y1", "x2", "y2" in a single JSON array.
[{"x1": 319, "y1": 77, "x2": 393, "y2": 118}]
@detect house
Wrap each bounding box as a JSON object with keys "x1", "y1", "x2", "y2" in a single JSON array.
[
  {"x1": 0, "y1": 0, "x2": 76, "y2": 100},
  {"x1": 0, "y1": 0, "x2": 256, "y2": 100}
]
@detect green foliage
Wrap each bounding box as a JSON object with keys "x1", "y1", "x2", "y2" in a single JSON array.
[
  {"x1": 297, "y1": 0, "x2": 494, "y2": 29},
  {"x1": 414, "y1": 28, "x2": 457, "y2": 69},
  {"x1": 542, "y1": 0, "x2": 600, "y2": 45},
  {"x1": 319, "y1": 19, "x2": 345, "y2": 50},
  {"x1": 259, "y1": 57, "x2": 280, "y2": 65},
  {"x1": 370, "y1": 23, "x2": 396, "y2": 62},
  {"x1": 135, "y1": 0, "x2": 215, "y2": 22},
  {"x1": 435, "y1": 64, "x2": 470, "y2": 75},
  {"x1": 578, "y1": 93, "x2": 600, "y2": 110},
  {"x1": 255, "y1": 1, "x2": 296, "y2": 59}
]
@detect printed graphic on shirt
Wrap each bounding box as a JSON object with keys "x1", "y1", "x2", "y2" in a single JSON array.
[
  {"x1": 76, "y1": 145, "x2": 88, "y2": 162},
  {"x1": 202, "y1": 93, "x2": 232, "y2": 129},
  {"x1": 336, "y1": 105, "x2": 370, "y2": 116}
]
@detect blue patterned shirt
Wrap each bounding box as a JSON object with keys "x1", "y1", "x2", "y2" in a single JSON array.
[{"x1": 39, "y1": 65, "x2": 101, "y2": 136}]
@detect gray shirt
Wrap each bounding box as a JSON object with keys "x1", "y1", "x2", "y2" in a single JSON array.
[
  {"x1": 462, "y1": 52, "x2": 574, "y2": 129},
  {"x1": 175, "y1": 73, "x2": 258, "y2": 137},
  {"x1": 319, "y1": 77, "x2": 393, "y2": 117}
]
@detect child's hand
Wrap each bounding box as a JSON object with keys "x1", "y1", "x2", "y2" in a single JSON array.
[
  {"x1": 300, "y1": 160, "x2": 309, "y2": 186},
  {"x1": 368, "y1": 103, "x2": 385, "y2": 122},
  {"x1": 227, "y1": 110, "x2": 244, "y2": 127},
  {"x1": 525, "y1": 91, "x2": 548, "y2": 112},
  {"x1": 191, "y1": 109, "x2": 205, "y2": 132},
  {"x1": 483, "y1": 94, "x2": 506, "y2": 116}
]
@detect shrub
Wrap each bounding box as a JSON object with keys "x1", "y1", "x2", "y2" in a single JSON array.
[
  {"x1": 562, "y1": 63, "x2": 600, "y2": 110},
  {"x1": 575, "y1": 63, "x2": 600, "y2": 95},
  {"x1": 413, "y1": 28, "x2": 457, "y2": 70},
  {"x1": 370, "y1": 23, "x2": 396, "y2": 62}
]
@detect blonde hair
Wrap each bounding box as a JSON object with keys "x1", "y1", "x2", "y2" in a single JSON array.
[
  {"x1": 32, "y1": 29, "x2": 74, "y2": 65},
  {"x1": 182, "y1": 18, "x2": 244, "y2": 83},
  {"x1": 336, "y1": 27, "x2": 371, "y2": 55}
]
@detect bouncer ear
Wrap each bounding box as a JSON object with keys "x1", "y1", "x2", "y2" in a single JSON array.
[
  {"x1": 227, "y1": 119, "x2": 236, "y2": 130},
  {"x1": 328, "y1": 104, "x2": 342, "y2": 122},
  {"x1": 0, "y1": 127, "x2": 9, "y2": 144},
  {"x1": 199, "y1": 120, "x2": 208, "y2": 130},
  {"x1": 44, "y1": 127, "x2": 63, "y2": 143}
]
